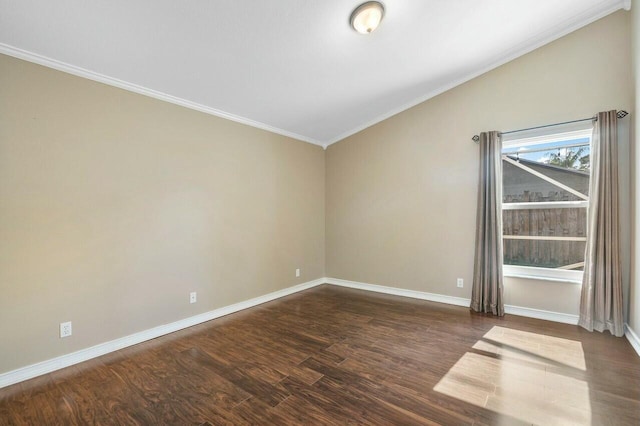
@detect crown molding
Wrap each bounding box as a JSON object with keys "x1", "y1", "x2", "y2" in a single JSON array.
[
  {"x1": 0, "y1": 43, "x2": 325, "y2": 148},
  {"x1": 324, "y1": 0, "x2": 629, "y2": 146},
  {"x1": 0, "y1": 0, "x2": 630, "y2": 148}
]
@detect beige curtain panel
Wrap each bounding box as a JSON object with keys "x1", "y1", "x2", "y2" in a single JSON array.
[
  {"x1": 471, "y1": 131, "x2": 504, "y2": 316},
  {"x1": 578, "y1": 110, "x2": 624, "y2": 337}
]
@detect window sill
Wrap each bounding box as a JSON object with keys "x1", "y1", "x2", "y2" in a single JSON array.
[{"x1": 503, "y1": 272, "x2": 582, "y2": 285}]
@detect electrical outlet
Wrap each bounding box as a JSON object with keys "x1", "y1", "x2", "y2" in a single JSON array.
[
  {"x1": 190, "y1": 292, "x2": 197, "y2": 304},
  {"x1": 295, "y1": 268, "x2": 300, "y2": 277},
  {"x1": 60, "y1": 321, "x2": 72, "y2": 338},
  {"x1": 457, "y1": 278, "x2": 464, "y2": 288}
]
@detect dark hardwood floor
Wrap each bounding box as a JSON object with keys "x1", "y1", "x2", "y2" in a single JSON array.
[{"x1": 1, "y1": 284, "x2": 639, "y2": 425}]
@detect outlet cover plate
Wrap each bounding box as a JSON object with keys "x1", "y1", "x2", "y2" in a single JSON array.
[
  {"x1": 60, "y1": 321, "x2": 72, "y2": 338},
  {"x1": 457, "y1": 278, "x2": 464, "y2": 288},
  {"x1": 190, "y1": 292, "x2": 197, "y2": 304}
]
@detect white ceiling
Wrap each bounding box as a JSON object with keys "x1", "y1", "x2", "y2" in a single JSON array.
[{"x1": 0, "y1": 0, "x2": 630, "y2": 147}]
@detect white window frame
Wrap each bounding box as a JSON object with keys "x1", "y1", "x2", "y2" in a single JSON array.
[{"x1": 501, "y1": 128, "x2": 592, "y2": 284}]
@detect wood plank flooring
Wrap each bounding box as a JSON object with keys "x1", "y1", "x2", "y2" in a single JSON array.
[{"x1": 1, "y1": 284, "x2": 639, "y2": 425}]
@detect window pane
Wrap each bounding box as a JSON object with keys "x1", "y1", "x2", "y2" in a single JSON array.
[
  {"x1": 503, "y1": 240, "x2": 586, "y2": 270},
  {"x1": 502, "y1": 139, "x2": 590, "y2": 172},
  {"x1": 503, "y1": 158, "x2": 589, "y2": 202},
  {"x1": 502, "y1": 135, "x2": 591, "y2": 274},
  {"x1": 502, "y1": 139, "x2": 590, "y2": 203},
  {"x1": 503, "y1": 208, "x2": 587, "y2": 239}
]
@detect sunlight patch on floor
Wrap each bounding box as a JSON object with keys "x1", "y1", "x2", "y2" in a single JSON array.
[
  {"x1": 474, "y1": 326, "x2": 586, "y2": 371},
  {"x1": 434, "y1": 326, "x2": 590, "y2": 425}
]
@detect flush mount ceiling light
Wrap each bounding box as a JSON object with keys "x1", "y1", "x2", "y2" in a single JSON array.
[{"x1": 350, "y1": 1, "x2": 385, "y2": 34}]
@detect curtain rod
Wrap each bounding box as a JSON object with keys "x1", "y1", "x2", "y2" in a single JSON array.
[{"x1": 471, "y1": 110, "x2": 628, "y2": 143}]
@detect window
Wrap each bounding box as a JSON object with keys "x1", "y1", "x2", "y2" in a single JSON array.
[{"x1": 501, "y1": 128, "x2": 591, "y2": 282}]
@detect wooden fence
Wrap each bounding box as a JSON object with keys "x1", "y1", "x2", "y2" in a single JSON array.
[{"x1": 503, "y1": 190, "x2": 586, "y2": 269}]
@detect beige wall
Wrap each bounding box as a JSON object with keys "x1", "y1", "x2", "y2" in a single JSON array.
[
  {"x1": 631, "y1": 0, "x2": 640, "y2": 336},
  {"x1": 326, "y1": 11, "x2": 633, "y2": 316},
  {"x1": 0, "y1": 54, "x2": 325, "y2": 374},
  {"x1": 1, "y1": 8, "x2": 637, "y2": 378}
]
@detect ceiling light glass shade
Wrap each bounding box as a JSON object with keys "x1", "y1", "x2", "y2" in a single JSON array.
[{"x1": 350, "y1": 2, "x2": 385, "y2": 34}]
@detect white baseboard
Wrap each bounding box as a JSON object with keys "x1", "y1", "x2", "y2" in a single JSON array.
[
  {"x1": 325, "y1": 277, "x2": 579, "y2": 324},
  {"x1": 0, "y1": 278, "x2": 325, "y2": 389},
  {"x1": 625, "y1": 324, "x2": 640, "y2": 357},
  {"x1": 503, "y1": 305, "x2": 579, "y2": 325},
  {"x1": 0, "y1": 276, "x2": 614, "y2": 388},
  {"x1": 325, "y1": 277, "x2": 471, "y2": 307}
]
